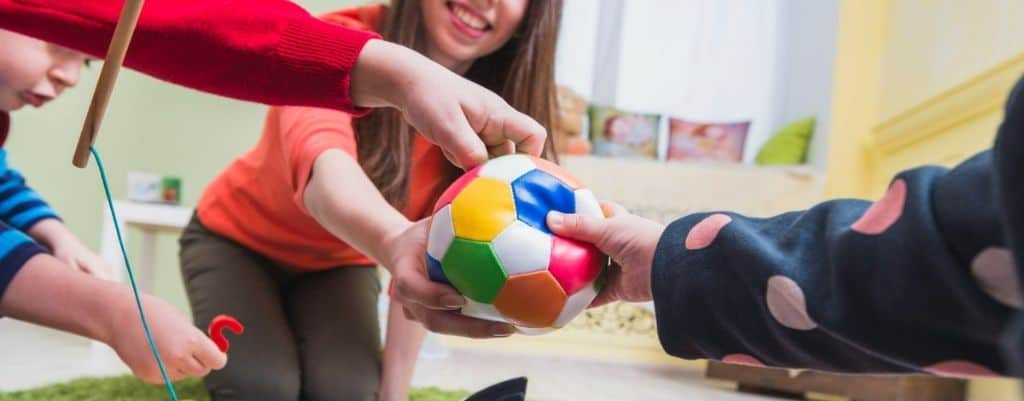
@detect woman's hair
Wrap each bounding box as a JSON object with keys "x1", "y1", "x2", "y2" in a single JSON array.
[{"x1": 354, "y1": 0, "x2": 563, "y2": 208}]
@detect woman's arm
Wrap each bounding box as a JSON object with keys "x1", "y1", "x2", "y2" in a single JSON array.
[
  {"x1": 0, "y1": 0, "x2": 546, "y2": 168},
  {"x1": 302, "y1": 148, "x2": 513, "y2": 338},
  {"x1": 379, "y1": 300, "x2": 426, "y2": 401},
  {"x1": 302, "y1": 149, "x2": 412, "y2": 268},
  {"x1": 0, "y1": 0, "x2": 377, "y2": 112}
]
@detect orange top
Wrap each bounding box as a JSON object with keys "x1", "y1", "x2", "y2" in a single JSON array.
[{"x1": 196, "y1": 5, "x2": 448, "y2": 270}]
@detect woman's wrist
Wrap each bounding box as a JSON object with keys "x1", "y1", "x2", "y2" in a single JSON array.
[
  {"x1": 350, "y1": 40, "x2": 422, "y2": 110},
  {"x1": 374, "y1": 218, "x2": 414, "y2": 273}
]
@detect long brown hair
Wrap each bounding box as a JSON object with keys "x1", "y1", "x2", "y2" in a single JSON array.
[{"x1": 355, "y1": 0, "x2": 563, "y2": 208}]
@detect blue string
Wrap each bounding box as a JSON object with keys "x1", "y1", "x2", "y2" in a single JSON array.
[{"x1": 90, "y1": 147, "x2": 180, "y2": 401}]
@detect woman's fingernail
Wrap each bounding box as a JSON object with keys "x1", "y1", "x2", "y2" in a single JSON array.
[
  {"x1": 441, "y1": 295, "x2": 466, "y2": 309},
  {"x1": 491, "y1": 324, "x2": 515, "y2": 337},
  {"x1": 547, "y1": 212, "x2": 564, "y2": 226}
]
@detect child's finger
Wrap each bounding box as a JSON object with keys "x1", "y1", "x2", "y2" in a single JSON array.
[
  {"x1": 180, "y1": 354, "x2": 210, "y2": 377},
  {"x1": 63, "y1": 257, "x2": 83, "y2": 273},
  {"x1": 169, "y1": 368, "x2": 188, "y2": 382},
  {"x1": 598, "y1": 201, "x2": 628, "y2": 218},
  {"x1": 194, "y1": 335, "x2": 228, "y2": 371},
  {"x1": 134, "y1": 367, "x2": 164, "y2": 384},
  {"x1": 80, "y1": 259, "x2": 110, "y2": 280},
  {"x1": 546, "y1": 211, "x2": 607, "y2": 244}
]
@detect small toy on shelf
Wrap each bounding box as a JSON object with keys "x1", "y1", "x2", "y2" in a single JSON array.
[{"x1": 554, "y1": 86, "x2": 591, "y2": 156}]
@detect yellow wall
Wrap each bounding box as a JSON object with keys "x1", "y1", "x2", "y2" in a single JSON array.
[
  {"x1": 880, "y1": 0, "x2": 1024, "y2": 121},
  {"x1": 827, "y1": 1, "x2": 1024, "y2": 399},
  {"x1": 823, "y1": 1, "x2": 887, "y2": 199},
  {"x1": 828, "y1": 0, "x2": 1024, "y2": 199}
]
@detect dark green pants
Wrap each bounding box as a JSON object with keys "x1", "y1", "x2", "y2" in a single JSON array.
[{"x1": 179, "y1": 215, "x2": 381, "y2": 401}]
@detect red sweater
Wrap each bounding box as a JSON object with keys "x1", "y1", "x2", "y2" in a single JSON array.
[
  {"x1": 0, "y1": 112, "x2": 8, "y2": 147},
  {"x1": 0, "y1": 0, "x2": 381, "y2": 113}
]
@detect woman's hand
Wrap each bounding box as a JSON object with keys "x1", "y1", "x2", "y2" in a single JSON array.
[
  {"x1": 350, "y1": 40, "x2": 546, "y2": 170},
  {"x1": 380, "y1": 218, "x2": 515, "y2": 339}
]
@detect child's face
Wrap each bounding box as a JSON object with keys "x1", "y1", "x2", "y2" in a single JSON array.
[
  {"x1": 420, "y1": 0, "x2": 528, "y2": 71},
  {"x1": 0, "y1": 30, "x2": 89, "y2": 112}
]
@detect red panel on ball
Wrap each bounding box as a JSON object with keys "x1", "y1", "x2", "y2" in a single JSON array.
[
  {"x1": 549, "y1": 236, "x2": 604, "y2": 295},
  {"x1": 434, "y1": 165, "x2": 482, "y2": 212}
]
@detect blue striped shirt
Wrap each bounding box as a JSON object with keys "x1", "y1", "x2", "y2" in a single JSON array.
[{"x1": 0, "y1": 147, "x2": 52, "y2": 300}]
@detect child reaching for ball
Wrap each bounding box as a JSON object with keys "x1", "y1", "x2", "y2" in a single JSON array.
[
  {"x1": 530, "y1": 75, "x2": 1024, "y2": 378},
  {"x1": 1, "y1": 0, "x2": 549, "y2": 171},
  {"x1": 178, "y1": 1, "x2": 562, "y2": 400},
  {"x1": 0, "y1": 28, "x2": 226, "y2": 383}
]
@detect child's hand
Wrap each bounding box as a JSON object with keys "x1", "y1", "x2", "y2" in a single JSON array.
[
  {"x1": 381, "y1": 218, "x2": 516, "y2": 339},
  {"x1": 107, "y1": 293, "x2": 227, "y2": 383},
  {"x1": 52, "y1": 240, "x2": 113, "y2": 280},
  {"x1": 27, "y1": 219, "x2": 113, "y2": 280},
  {"x1": 546, "y1": 202, "x2": 665, "y2": 307},
  {"x1": 351, "y1": 40, "x2": 546, "y2": 169}
]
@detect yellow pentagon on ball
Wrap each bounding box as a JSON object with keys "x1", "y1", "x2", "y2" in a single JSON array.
[{"x1": 451, "y1": 177, "x2": 516, "y2": 241}]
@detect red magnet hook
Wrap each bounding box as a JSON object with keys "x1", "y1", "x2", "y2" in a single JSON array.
[{"x1": 208, "y1": 314, "x2": 244, "y2": 353}]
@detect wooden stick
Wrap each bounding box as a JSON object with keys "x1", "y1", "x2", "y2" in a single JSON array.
[{"x1": 72, "y1": 0, "x2": 146, "y2": 168}]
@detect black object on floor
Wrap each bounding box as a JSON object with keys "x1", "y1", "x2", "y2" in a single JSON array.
[{"x1": 462, "y1": 377, "x2": 528, "y2": 401}]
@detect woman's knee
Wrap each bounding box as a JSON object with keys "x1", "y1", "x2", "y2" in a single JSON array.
[
  {"x1": 301, "y1": 368, "x2": 380, "y2": 401},
  {"x1": 205, "y1": 366, "x2": 301, "y2": 401}
]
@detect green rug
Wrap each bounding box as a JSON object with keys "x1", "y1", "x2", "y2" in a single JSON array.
[{"x1": 0, "y1": 375, "x2": 469, "y2": 401}]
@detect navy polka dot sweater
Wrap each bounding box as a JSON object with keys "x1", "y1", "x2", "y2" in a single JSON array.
[
  {"x1": 0, "y1": 113, "x2": 57, "y2": 300},
  {"x1": 651, "y1": 75, "x2": 1024, "y2": 378}
]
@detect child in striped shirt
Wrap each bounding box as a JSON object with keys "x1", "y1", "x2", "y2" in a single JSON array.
[{"x1": 0, "y1": 28, "x2": 226, "y2": 383}]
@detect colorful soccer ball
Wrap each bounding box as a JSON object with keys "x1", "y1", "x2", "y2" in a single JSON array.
[{"x1": 425, "y1": 154, "x2": 608, "y2": 335}]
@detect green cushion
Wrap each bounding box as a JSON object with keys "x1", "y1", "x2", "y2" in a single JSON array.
[{"x1": 755, "y1": 117, "x2": 816, "y2": 165}]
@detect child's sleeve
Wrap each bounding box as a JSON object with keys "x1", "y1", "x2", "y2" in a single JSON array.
[
  {"x1": 0, "y1": 0, "x2": 380, "y2": 113},
  {"x1": 650, "y1": 150, "x2": 1015, "y2": 377},
  {"x1": 990, "y1": 74, "x2": 1024, "y2": 375},
  {"x1": 0, "y1": 151, "x2": 59, "y2": 232},
  {"x1": 0, "y1": 222, "x2": 48, "y2": 306}
]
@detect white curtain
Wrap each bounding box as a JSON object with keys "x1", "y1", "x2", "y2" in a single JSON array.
[
  {"x1": 556, "y1": 0, "x2": 785, "y2": 163},
  {"x1": 614, "y1": 0, "x2": 783, "y2": 162}
]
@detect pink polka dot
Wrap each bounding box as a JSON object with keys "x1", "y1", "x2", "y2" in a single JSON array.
[
  {"x1": 852, "y1": 179, "x2": 907, "y2": 235},
  {"x1": 685, "y1": 214, "x2": 732, "y2": 250},
  {"x1": 971, "y1": 247, "x2": 1021, "y2": 308},
  {"x1": 766, "y1": 276, "x2": 817, "y2": 330},
  {"x1": 722, "y1": 354, "x2": 764, "y2": 367},
  {"x1": 924, "y1": 360, "x2": 1000, "y2": 378}
]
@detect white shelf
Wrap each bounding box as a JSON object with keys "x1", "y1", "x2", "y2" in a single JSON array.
[{"x1": 560, "y1": 155, "x2": 826, "y2": 222}]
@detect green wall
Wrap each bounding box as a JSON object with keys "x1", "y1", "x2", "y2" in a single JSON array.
[{"x1": 6, "y1": 0, "x2": 374, "y2": 311}]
